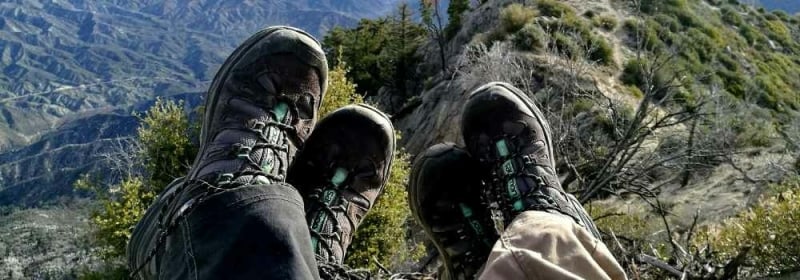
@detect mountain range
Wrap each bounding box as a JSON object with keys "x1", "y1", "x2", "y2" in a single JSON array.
[{"x1": 0, "y1": 0, "x2": 401, "y2": 207}]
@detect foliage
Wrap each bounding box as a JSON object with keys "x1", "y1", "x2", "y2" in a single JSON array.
[
  {"x1": 593, "y1": 15, "x2": 619, "y2": 30},
  {"x1": 621, "y1": 58, "x2": 668, "y2": 92},
  {"x1": 513, "y1": 23, "x2": 547, "y2": 51},
  {"x1": 76, "y1": 99, "x2": 196, "y2": 277},
  {"x1": 697, "y1": 177, "x2": 800, "y2": 276},
  {"x1": 500, "y1": 3, "x2": 538, "y2": 33},
  {"x1": 535, "y1": 0, "x2": 575, "y2": 18},
  {"x1": 323, "y1": 5, "x2": 426, "y2": 98},
  {"x1": 320, "y1": 60, "x2": 364, "y2": 116},
  {"x1": 75, "y1": 177, "x2": 151, "y2": 260},
  {"x1": 137, "y1": 99, "x2": 198, "y2": 193},
  {"x1": 445, "y1": 0, "x2": 470, "y2": 39}
]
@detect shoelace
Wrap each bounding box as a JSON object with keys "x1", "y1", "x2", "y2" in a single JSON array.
[
  {"x1": 317, "y1": 259, "x2": 373, "y2": 280},
  {"x1": 484, "y1": 138, "x2": 562, "y2": 227},
  {"x1": 437, "y1": 203, "x2": 493, "y2": 277},
  {"x1": 308, "y1": 168, "x2": 355, "y2": 263}
]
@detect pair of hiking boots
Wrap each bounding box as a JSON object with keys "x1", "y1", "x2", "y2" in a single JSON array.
[
  {"x1": 409, "y1": 83, "x2": 602, "y2": 279},
  {"x1": 170, "y1": 26, "x2": 394, "y2": 267},
  {"x1": 168, "y1": 26, "x2": 599, "y2": 278}
]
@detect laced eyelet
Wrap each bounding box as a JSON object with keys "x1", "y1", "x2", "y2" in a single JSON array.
[{"x1": 217, "y1": 173, "x2": 234, "y2": 185}]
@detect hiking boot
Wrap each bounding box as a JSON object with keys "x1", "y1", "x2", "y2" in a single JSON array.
[
  {"x1": 461, "y1": 82, "x2": 601, "y2": 238},
  {"x1": 287, "y1": 104, "x2": 395, "y2": 264},
  {"x1": 186, "y1": 26, "x2": 328, "y2": 186},
  {"x1": 409, "y1": 143, "x2": 498, "y2": 280}
]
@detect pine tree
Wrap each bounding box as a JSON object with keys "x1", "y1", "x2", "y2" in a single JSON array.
[{"x1": 445, "y1": 0, "x2": 470, "y2": 39}]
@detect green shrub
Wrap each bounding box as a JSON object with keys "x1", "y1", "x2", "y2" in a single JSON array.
[
  {"x1": 593, "y1": 15, "x2": 619, "y2": 30},
  {"x1": 588, "y1": 35, "x2": 615, "y2": 65},
  {"x1": 552, "y1": 31, "x2": 580, "y2": 58},
  {"x1": 513, "y1": 23, "x2": 548, "y2": 51},
  {"x1": 626, "y1": 85, "x2": 644, "y2": 98},
  {"x1": 445, "y1": 0, "x2": 470, "y2": 39},
  {"x1": 697, "y1": 177, "x2": 800, "y2": 276},
  {"x1": 76, "y1": 98, "x2": 198, "y2": 278},
  {"x1": 137, "y1": 99, "x2": 198, "y2": 192},
  {"x1": 716, "y1": 69, "x2": 747, "y2": 98},
  {"x1": 721, "y1": 6, "x2": 743, "y2": 26},
  {"x1": 739, "y1": 24, "x2": 766, "y2": 45},
  {"x1": 500, "y1": 3, "x2": 539, "y2": 33},
  {"x1": 773, "y1": 10, "x2": 790, "y2": 21},
  {"x1": 535, "y1": 0, "x2": 575, "y2": 17},
  {"x1": 686, "y1": 28, "x2": 719, "y2": 62},
  {"x1": 764, "y1": 20, "x2": 793, "y2": 47},
  {"x1": 621, "y1": 58, "x2": 670, "y2": 93},
  {"x1": 320, "y1": 61, "x2": 364, "y2": 116}
]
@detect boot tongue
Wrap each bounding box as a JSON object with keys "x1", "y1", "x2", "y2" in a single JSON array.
[{"x1": 273, "y1": 101, "x2": 289, "y2": 124}]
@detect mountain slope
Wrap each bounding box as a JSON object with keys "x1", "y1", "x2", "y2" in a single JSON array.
[{"x1": 391, "y1": 0, "x2": 799, "y2": 226}]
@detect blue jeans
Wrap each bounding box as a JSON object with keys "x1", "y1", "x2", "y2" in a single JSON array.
[{"x1": 128, "y1": 179, "x2": 320, "y2": 279}]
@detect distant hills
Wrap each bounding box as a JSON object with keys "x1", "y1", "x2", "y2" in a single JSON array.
[{"x1": 0, "y1": 0, "x2": 399, "y2": 206}]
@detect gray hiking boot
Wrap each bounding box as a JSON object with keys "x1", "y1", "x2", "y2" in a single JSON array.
[
  {"x1": 287, "y1": 104, "x2": 395, "y2": 265},
  {"x1": 461, "y1": 82, "x2": 601, "y2": 238},
  {"x1": 187, "y1": 26, "x2": 328, "y2": 186},
  {"x1": 409, "y1": 143, "x2": 498, "y2": 280}
]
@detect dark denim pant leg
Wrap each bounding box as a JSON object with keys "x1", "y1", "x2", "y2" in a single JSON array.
[{"x1": 130, "y1": 182, "x2": 320, "y2": 279}]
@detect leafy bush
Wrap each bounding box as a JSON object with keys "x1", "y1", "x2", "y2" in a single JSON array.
[
  {"x1": 721, "y1": 6, "x2": 743, "y2": 26},
  {"x1": 500, "y1": 3, "x2": 538, "y2": 33},
  {"x1": 320, "y1": 60, "x2": 364, "y2": 116},
  {"x1": 76, "y1": 99, "x2": 196, "y2": 279},
  {"x1": 593, "y1": 15, "x2": 619, "y2": 31},
  {"x1": 445, "y1": 0, "x2": 470, "y2": 39},
  {"x1": 137, "y1": 99, "x2": 198, "y2": 192},
  {"x1": 588, "y1": 35, "x2": 615, "y2": 65},
  {"x1": 620, "y1": 58, "x2": 670, "y2": 93},
  {"x1": 697, "y1": 177, "x2": 800, "y2": 276},
  {"x1": 513, "y1": 22, "x2": 547, "y2": 51},
  {"x1": 764, "y1": 20, "x2": 793, "y2": 48},
  {"x1": 535, "y1": 0, "x2": 575, "y2": 18}
]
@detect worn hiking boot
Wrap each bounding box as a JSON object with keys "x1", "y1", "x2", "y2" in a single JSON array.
[
  {"x1": 461, "y1": 82, "x2": 601, "y2": 238},
  {"x1": 409, "y1": 143, "x2": 498, "y2": 280},
  {"x1": 186, "y1": 26, "x2": 328, "y2": 186},
  {"x1": 287, "y1": 104, "x2": 395, "y2": 265}
]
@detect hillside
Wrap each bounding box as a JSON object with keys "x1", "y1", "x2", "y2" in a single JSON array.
[
  {"x1": 0, "y1": 0, "x2": 400, "y2": 208},
  {"x1": 377, "y1": 0, "x2": 799, "y2": 270},
  {"x1": 375, "y1": 0, "x2": 800, "y2": 276}
]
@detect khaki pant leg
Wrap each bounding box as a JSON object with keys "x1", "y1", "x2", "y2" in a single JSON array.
[{"x1": 479, "y1": 211, "x2": 627, "y2": 280}]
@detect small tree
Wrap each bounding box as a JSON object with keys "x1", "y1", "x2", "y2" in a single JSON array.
[
  {"x1": 77, "y1": 99, "x2": 196, "y2": 279},
  {"x1": 421, "y1": 0, "x2": 448, "y2": 73},
  {"x1": 445, "y1": 0, "x2": 470, "y2": 39}
]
